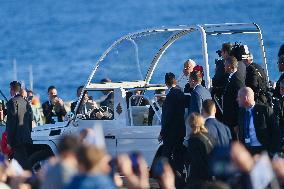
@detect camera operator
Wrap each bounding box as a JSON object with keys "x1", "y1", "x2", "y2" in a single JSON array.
[
  {"x1": 212, "y1": 43, "x2": 231, "y2": 97},
  {"x1": 211, "y1": 43, "x2": 231, "y2": 121},
  {"x1": 42, "y1": 86, "x2": 67, "y2": 124}
]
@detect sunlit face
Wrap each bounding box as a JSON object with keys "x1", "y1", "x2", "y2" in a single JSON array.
[
  {"x1": 224, "y1": 61, "x2": 231, "y2": 73},
  {"x1": 183, "y1": 61, "x2": 194, "y2": 76},
  {"x1": 48, "y1": 88, "x2": 57, "y2": 100}
]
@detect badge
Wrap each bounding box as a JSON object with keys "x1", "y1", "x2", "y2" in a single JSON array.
[{"x1": 245, "y1": 138, "x2": 251, "y2": 144}]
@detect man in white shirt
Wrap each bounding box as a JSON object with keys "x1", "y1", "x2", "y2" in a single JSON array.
[{"x1": 177, "y1": 59, "x2": 196, "y2": 91}]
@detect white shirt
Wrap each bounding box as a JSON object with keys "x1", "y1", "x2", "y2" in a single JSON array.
[
  {"x1": 204, "y1": 115, "x2": 215, "y2": 121},
  {"x1": 228, "y1": 70, "x2": 237, "y2": 80}
]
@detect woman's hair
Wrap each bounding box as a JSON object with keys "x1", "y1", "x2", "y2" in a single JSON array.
[
  {"x1": 76, "y1": 144, "x2": 106, "y2": 172},
  {"x1": 189, "y1": 112, "x2": 208, "y2": 134}
]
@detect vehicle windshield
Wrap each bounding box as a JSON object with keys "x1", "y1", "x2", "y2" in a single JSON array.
[
  {"x1": 91, "y1": 24, "x2": 266, "y2": 86},
  {"x1": 90, "y1": 30, "x2": 176, "y2": 83}
]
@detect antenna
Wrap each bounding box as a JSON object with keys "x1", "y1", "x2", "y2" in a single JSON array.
[
  {"x1": 29, "y1": 65, "x2": 33, "y2": 91},
  {"x1": 13, "y1": 59, "x2": 17, "y2": 81}
]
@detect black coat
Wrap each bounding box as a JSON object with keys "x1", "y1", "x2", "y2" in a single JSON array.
[
  {"x1": 42, "y1": 101, "x2": 67, "y2": 124},
  {"x1": 274, "y1": 96, "x2": 284, "y2": 139},
  {"x1": 187, "y1": 132, "x2": 215, "y2": 181},
  {"x1": 222, "y1": 71, "x2": 245, "y2": 128},
  {"x1": 100, "y1": 92, "x2": 114, "y2": 110},
  {"x1": 6, "y1": 95, "x2": 33, "y2": 147},
  {"x1": 274, "y1": 73, "x2": 284, "y2": 99},
  {"x1": 70, "y1": 101, "x2": 77, "y2": 113},
  {"x1": 245, "y1": 63, "x2": 267, "y2": 93},
  {"x1": 161, "y1": 86, "x2": 185, "y2": 142},
  {"x1": 238, "y1": 104, "x2": 281, "y2": 153}
]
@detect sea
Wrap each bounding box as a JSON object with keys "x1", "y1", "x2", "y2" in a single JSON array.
[{"x1": 0, "y1": 0, "x2": 284, "y2": 101}]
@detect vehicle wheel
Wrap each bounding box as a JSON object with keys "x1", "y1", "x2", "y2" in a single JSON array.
[{"x1": 29, "y1": 149, "x2": 53, "y2": 173}]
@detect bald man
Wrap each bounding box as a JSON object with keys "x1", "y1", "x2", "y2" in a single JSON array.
[{"x1": 237, "y1": 87, "x2": 280, "y2": 155}]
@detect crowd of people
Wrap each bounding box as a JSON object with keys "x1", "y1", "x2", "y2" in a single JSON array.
[
  {"x1": 158, "y1": 43, "x2": 284, "y2": 188},
  {"x1": 0, "y1": 43, "x2": 283, "y2": 189}
]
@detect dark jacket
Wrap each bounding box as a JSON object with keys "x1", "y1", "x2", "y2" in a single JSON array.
[
  {"x1": 245, "y1": 63, "x2": 267, "y2": 93},
  {"x1": 188, "y1": 85, "x2": 212, "y2": 114},
  {"x1": 274, "y1": 96, "x2": 284, "y2": 140},
  {"x1": 6, "y1": 95, "x2": 33, "y2": 147},
  {"x1": 205, "y1": 118, "x2": 232, "y2": 147},
  {"x1": 100, "y1": 92, "x2": 114, "y2": 110},
  {"x1": 70, "y1": 101, "x2": 77, "y2": 113},
  {"x1": 187, "y1": 132, "x2": 215, "y2": 181},
  {"x1": 238, "y1": 60, "x2": 247, "y2": 80},
  {"x1": 223, "y1": 71, "x2": 245, "y2": 128},
  {"x1": 274, "y1": 73, "x2": 284, "y2": 99},
  {"x1": 161, "y1": 86, "x2": 185, "y2": 141},
  {"x1": 184, "y1": 83, "x2": 193, "y2": 109},
  {"x1": 238, "y1": 104, "x2": 281, "y2": 153},
  {"x1": 42, "y1": 101, "x2": 67, "y2": 124}
]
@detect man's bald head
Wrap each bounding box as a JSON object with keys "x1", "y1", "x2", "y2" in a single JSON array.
[{"x1": 237, "y1": 87, "x2": 255, "y2": 108}]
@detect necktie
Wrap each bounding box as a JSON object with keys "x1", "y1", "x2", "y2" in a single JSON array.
[{"x1": 244, "y1": 110, "x2": 251, "y2": 142}]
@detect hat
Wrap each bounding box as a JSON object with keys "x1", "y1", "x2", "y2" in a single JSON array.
[
  {"x1": 241, "y1": 45, "x2": 253, "y2": 60},
  {"x1": 193, "y1": 65, "x2": 204, "y2": 73}
]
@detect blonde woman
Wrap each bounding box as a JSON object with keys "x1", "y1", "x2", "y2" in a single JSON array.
[{"x1": 186, "y1": 112, "x2": 216, "y2": 185}]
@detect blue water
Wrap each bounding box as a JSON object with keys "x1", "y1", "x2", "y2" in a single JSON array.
[{"x1": 0, "y1": 0, "x2": 284, "y2": 101}]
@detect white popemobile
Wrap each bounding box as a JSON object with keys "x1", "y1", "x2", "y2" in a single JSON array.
[{"x1": 29, "y1": 23, "x2": 270, "y2": 171}]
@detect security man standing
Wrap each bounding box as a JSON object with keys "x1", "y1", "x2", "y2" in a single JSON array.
[
  {"x1": 237, "y1": 87, "x2": 280, "y2": 155},
  {"x1": 6, "y1": 81, "x2": 33, "y2": 170},
  {"x1": 242, "y1": 45, "x2": 268, "y2": 104},
  {"x1": 274, "y1": 79, "x2": 284, "y2": 145}
]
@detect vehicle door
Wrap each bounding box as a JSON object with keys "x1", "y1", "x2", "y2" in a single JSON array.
[{"x1": 116, "y1": 92, "x2": 162, "y2": 165}]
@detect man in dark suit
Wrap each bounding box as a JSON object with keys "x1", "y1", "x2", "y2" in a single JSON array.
[
  {"x1": 274, "y1": 55, "x2": 284, "y2": 99},
  {"x1": 42, "y1": 86, "x2": 67, "y2": 124},
  {"x1": 237, "y1": 87, "x2": 280, "y2": 155},
  {"x1": 159, "y1": 72, "x2": 185, "y2": 188},
  {"x1": 222, "y1": 56, "x2": 245, "y2": 139},
  {"x1": 188, "y1": 70, "x2": 212, "y2": 115},
  {"x1": 6, "y1": 81, "x2": 33, "y2": 169},
  {"x1": 274, "y1": 79, "x2": 284, "y2": 145},
  {"x1": 202, "y1": 99, "x2": 231, "y2": 147}
]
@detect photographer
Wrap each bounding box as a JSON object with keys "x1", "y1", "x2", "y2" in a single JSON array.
[
  {"x1": 42, "y1": 86, "x2": 67, "y2": 124},
  {"x1": 212, "y1": 43, "x2": 231, "y2": 97},
  {"x1": 211, "y1": 43, "x2": 231, "y2": 121}
]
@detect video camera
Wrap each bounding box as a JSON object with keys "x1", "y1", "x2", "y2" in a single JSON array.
[{"x1": 230, "y1": 42, "x2": 248, "y2": 61}]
